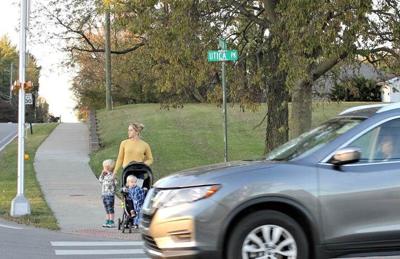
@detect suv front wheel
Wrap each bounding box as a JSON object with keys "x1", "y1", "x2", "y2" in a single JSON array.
[{"x1": 227, "y1": 210, "x2": 309, "y2": 259}]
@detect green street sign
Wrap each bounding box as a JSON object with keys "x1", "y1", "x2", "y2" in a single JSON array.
[
  {"x1": 218, "y1": 38, "x2": 227, "y2": 50},
  {"x1": 208, "y1": 50, "x2": 238, "y2": 62}
]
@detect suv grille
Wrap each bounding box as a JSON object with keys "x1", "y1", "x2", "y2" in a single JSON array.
[{"x1": 142, "y1": 234, "x2": 161, "y2": 252}]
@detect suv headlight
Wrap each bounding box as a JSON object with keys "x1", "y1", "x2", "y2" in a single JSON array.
[{"x1": 153, "y1": 185, "x2": 221, "y2": 208}]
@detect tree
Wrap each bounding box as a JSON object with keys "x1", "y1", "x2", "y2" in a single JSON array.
[
  {"x1": 141, "y1": 1, "x2": 219, "y2": 105},
  {"x1": 199, "y1": 0, "x2": 290, "y2": 152},
  {"x1": 36, "y1": 0, "x2": 147, "y2": 55},
  {"x1": 0, "y1": 36, "x2": 18, "y2": 102},
  {"x1": 71, "y1": 31, "x2": 159, "y2": 109},
  {"x1": 35, "y1": 97, "x2": 49, "y2": 123},
  {"x1": 207, "y1": 0, "x2": 400, "y2": 142},
  {"x1": 278, "y1": 0, "x2": 369, "y2": 137},
  {"x1": 280, "y1": 0, "x2": 400, "y2": 137},
  {"x1": 0, "y1": 35, "x2": 43, "y2": 122},
  {"x1": 35, "y1": 0, "x2": 149, "y2": 109},
  {"x1": 70, "y1": 1, "x2": 220, "y2": 108},
  {"x1": 42, "y1": 0, "x2": 400, "y2": 154},
  {"x1": 0, "y1": 101, "x2": 17, "y2": 122}
]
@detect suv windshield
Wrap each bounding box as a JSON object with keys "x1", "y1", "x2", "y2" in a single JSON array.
[{"x1": 265, "y1": 118, "x2": 364, "y2": 161}]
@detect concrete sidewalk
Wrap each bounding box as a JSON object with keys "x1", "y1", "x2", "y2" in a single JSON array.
[{"x1": 34, "y1": 123, "x2": 133, "y2": 239}]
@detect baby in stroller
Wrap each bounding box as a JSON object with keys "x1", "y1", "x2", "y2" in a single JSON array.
[
  {"x1": 118, "y1": 162, "x2": 152, "y2": 233},
  {"x1": 125, "y1": 175, "x2": 145, "y2": 227}
]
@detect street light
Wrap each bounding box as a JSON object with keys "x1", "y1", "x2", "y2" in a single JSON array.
[{"x1": 10, "y1": 0, "x2": 31, "y2": 217}]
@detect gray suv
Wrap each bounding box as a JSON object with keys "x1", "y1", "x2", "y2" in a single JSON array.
[{"x1": 140, "y1": 103, "x2": 400, "y2": 259}]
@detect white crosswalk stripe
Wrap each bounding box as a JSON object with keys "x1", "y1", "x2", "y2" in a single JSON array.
[
  {"x1": 51, "y1": 241, "x2": 144, "y2": 247},
  {"x1": 55, "y1": 249, "x2": 144, "y2": 255},
  {"x1": 50, "y1": 240, "x2": 149, "y2": 258}
]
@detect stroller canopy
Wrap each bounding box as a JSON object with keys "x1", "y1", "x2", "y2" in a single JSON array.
[{"x1": 121, "y1": 162, "x2": 153, "y2": 190}]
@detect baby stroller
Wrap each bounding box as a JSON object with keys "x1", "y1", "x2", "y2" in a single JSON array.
[{"x1": 117, "y1": 162, "x2": 153, "y2": 233}]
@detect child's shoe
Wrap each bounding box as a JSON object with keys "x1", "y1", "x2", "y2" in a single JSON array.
[
  {"x1": 107, "y1": 220, "x2": 116, "y2": 228},
  {"x1": 102, "y1": 220, "x2": 110, "y2": 228}
]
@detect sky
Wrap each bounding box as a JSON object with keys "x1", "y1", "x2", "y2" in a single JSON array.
[{"x1": 0, "y1": 0, "x2": 78, "y2": 122}]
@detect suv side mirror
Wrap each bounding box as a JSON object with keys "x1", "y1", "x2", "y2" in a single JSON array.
[{"x1": 329, "y1": 148, "x2": 361, "y2": 166}]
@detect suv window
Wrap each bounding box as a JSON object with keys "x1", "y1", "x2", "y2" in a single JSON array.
[
  {"x1": 347, "y1": 118, "x2": 400, "y2": 163},
  {"x1": 266, "y1": 118, "x2": 363, "y2": 161}
]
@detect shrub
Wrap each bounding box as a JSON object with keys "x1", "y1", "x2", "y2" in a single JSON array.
[{"x1": 330, "y1": 77, "x2": 381, "y2": 101}]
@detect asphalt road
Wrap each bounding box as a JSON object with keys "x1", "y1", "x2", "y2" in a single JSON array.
[
  {"x1": 2, "y1": 217, "x2": 400, "y2": 259},
  {"x1": 0, "y1": 122, "x2": 17, "y2": 152},
  {"x1": 0, "y1": 219, "x2": 149, "y2": 259}
]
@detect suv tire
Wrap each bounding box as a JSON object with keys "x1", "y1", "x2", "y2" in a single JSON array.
[{"x1": 227, "y1": 210, "x2": 309, "y2": 259}]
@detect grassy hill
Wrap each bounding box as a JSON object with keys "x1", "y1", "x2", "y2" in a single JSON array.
[
  {"x1": 90, "y1": 102, "x2": 371, "y2": 180},
  {"x1": 0, "y1": 123, "x2": 59, "y2": 229}
]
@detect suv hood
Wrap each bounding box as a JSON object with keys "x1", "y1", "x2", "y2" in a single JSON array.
[{"x1": 154, "y1": 160, "x2": 277, "y2": 188}]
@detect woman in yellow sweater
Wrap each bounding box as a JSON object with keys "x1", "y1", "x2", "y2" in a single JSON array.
[{"x1": 113, "y1": 122, "x2": 153, "y2": 176}]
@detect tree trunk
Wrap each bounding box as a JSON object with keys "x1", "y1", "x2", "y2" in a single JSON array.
[
  {"x1": 291, "y1": 80, "x2": 312, "y2": 138},
  {"x1": 289, "y1": 52, "x2": 349, "y2": 137},
  {"x1": 265, "y1": 78, "x2": 289, "y2": 153},
  {"x1": 105, "y1": 7, "x2": 112, "y2": 111},
  {"x1": 265, "y1": 48, "x2": 289, "y2": 154}
]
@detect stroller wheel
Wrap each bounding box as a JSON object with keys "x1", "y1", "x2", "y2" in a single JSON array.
[
  {"x1": 128, "y1": 221, "x2": 133, "y2": 233},
  {"x1": 122, "y1": 223, "x2": 126, "y2": 233},
  {"x1": 117, "y1": 218, "x2": 121, "y2": 230}
]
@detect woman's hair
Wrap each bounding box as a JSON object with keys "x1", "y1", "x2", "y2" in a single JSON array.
[
  {"x1": 102, "y1": 159, "x2": 115, "y2": 170},
  {"x1": 126, "y1": 175, "x2": 137, "y2": 186},
  {"x1": 129, "y1": 122, "x2": 145, "y2": 135}
]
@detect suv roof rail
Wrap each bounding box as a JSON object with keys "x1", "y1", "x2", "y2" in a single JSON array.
[
  {"x1": 377, "y1": 102, "x2": 400, "y2": 113},
  {"x1": 339, "y1": 104, "x2": 387, "y2": 115}
]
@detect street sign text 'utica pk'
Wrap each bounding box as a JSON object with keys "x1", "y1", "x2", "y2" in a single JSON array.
[{"x1": 208, "y1": 50, "x2": 238, "y2": 62}]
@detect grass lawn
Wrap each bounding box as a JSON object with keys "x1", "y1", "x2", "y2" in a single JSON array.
[
  {"x1": 0, "y1": 123, "x2": 59, "y2": 230},
  {"x1": 91, "y1": 102, "x2": 371, "y2": 180}
]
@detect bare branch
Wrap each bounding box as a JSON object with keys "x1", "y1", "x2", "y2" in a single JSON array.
[
  {"x1": 311, "y1": 51, "x2": 349, "y2": 81},
  {"x1": 263, "y1": 0, "x2": 278, "y2": 23},
  {"x1": 235, "y1": 2, "x2": 269, "y2": 27},
  {"x1": 253, "y1": 112, "x2": 268, "y2": 129},
  {"x1": 69, "y1": 41, "x2": 145, "y2": 55},
  {"x1": 362, "y1": 47, "x2": 400, "y2": 60},
  {"x1": 41, "y1": 2, "x2": 147, "y2": 55}
]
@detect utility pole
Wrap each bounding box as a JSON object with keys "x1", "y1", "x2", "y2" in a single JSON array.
[
  {"x1": 9, "y1": 63, "x2": 13, "y2": 103},
  {"x1": 11, "y1": 0, "x2": 30, "y2": 216},
  {"x1": 104, "y1": 5, "x2": 112, "y2": 111}
]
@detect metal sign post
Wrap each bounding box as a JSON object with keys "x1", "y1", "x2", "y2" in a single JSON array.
[
  {"x1": 221, "y1": 56, "x2": 228, "y2": 163},
  {"x1": 11, "y1": 0, "x2": 31, "y2": 217},
  {"x1": 219, "y1": 39, "x2": 228, "y2": 163},
  {"x1": 207, "y1": 39, "x2": 238, "y2": 163}
]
